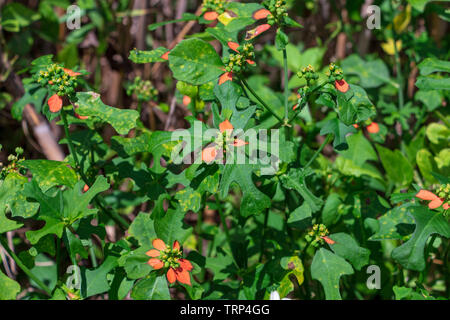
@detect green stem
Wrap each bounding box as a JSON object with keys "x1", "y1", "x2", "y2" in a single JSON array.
[
  {"x1": 304, "y1": 134, "x2": 332, "y2": 169},
  {"x1": 239, "y1": 77, "x2": 284, "y2": 123},
  {"x1": 60, "y1": 108, "x2": 130, "y2": 230},
  {"x1": 259, "y1": 209, "x2": 269, "y2": 263},
  {"x1": 89, "y1": 241, "x2": 98, "y2": 268},
  {"x1": 283, "y1": 48, "x2": 289, "y2": 121},
  {"x1": 435, "y1": 110, "x2": 450, "y2": 128},
  {"x1": 0, "y1": 236, "x2": 52, "y2": 296},
  {"x1": 216, "y1": 197, "x2": 231, "y2": 244},
  {"x1": 390, "y1": 1, "x2": 404, "y2": 109}
]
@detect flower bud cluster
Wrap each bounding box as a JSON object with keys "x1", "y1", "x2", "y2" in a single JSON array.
[
  {"x1": 326, "y1": 63, "x2": 344, "y2": 82},
  {"x1": 202, "y1": 0, "x2": 227, "y2": 14},
  {"x1": 0, "y1": 147, "x2": 25, "y2": 179},
  {"x1": 265, "y1": 0, "x2": 288, "y2": 26},
  {"x1": 305, "y1": 224, "x2": 330, "y2": 247},
  {"x1": 34, "y1": 64, "x2": 80, "y2": 101},
  {"x1": 223, "y1": 43, "x2": 255, "y2": 74},
  {"x1": 127, "y1": 76, "x2": 158, "y2": 102},
  {"x1": 436, "y1": 184, "x2": 450, "y2": 206}
]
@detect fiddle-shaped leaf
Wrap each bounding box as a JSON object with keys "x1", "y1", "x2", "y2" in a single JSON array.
[
  {"x1": 391, "y1": 205, "x2": 450, "y2": 271},
  {"x1": 311, "y1": 248, "x2": 354, "y2": 300}
]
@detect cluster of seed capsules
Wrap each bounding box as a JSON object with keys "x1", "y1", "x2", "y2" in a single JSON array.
[
  {"x1": 305, "y1": 224, "x2": 331, "y2": 248},
  {"x1": 0, "y1": 147, "x2": 25, "y2": 179},
  {"x1": 202, "y1": 0, "x2": 227, "y2": 14},
  {"x1": 223, "y1": 43, "x2": 255, "y2": 74},
  {"x1": 34, "y1": 64, "x2": 80, "y2": 102},
  {"x1": 127, "y1": 76, "x2": 158, "y2": 102},
  {"x1": 264, "y1": 0, "x2": 288, "y2": 26}
]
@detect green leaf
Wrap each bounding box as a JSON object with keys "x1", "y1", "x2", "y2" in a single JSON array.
[
  {"x1": 0, "y1": 3, "x2": 39, "y2": 32},
  {"x1": 280, "y1": 169, "x2": 323, "y2": 212},
  {"x1": 376, "y1": 145, "x2": 413, "y2": 186},
  {"x1": 311, "y1": 248, "x2": 354, "y2": 300},
  {"x1": 342, "y1": 54, "x2": 391, "y2": 88},
  {"x1": 220, "y1": 164, "x2": 271, "y2": 217},
  {"x1": 168, "y1": 39, "x2": 224, "y2": 85},
  {"x1": 148, "y1": 13, "x2": 197, "y2": 31},
  {"x1": 320, "y1": 118, "x2": 357, "y2": 151},
  {"x1": 279, "y1": 256, "x2": 304, "y2": 298},
  {"x1": 75, "y1": 92, "x2": 139, "y2": 135},
  {"x1": 129, "y1": 47, "x2": 167, "y2": 63},
  {"x1": 0, "y1": 269, "x2": 21, "y2": 300},
  {"x1": 338, "y1": 131, "x2": 378, "y2": 166},
  {"x1": 80, "y1": 250, "x2": 120, "y2": 298},
  {"x1": 328, "y1": 233, "x2": 370, "y2": 270},
  {"x1": 131, "y1": 273, "x2": 171, "y2": 300},
  {"x1": 415, "y1": 76, "x2": 450, "y2": 91},
  {"x1": 368, "y1": 204, "x2": 415, "y2": 240},
  {"x1": 275, "y1": 28, "x2": 289, "y2": 50},
  {"x1": 392, "y1": 205, "x2": 450, "y2": 271},
  {"x1": 111, "y1": 131, "x2": 152, "y2": 158},
  {"x1": 416, "y1": 149, "x2": 439, "y2": 185},
  {"x1": 418, "y1": 57, "x2": 450, "y2": 75},
  {"x1": 287, "y1": 202, "x2": 312, "y2": 230},
  {"x1": 22, "y1": 160, "x2": 78, "y2": 192},
  {"x1": 24, "y1": 176, "x2": 109, "y2": 244},
  {"x1": 128, "y1": 212, "x2": 157, "y2": 248},
  {"x1": 154, "y1": 204, "x2": 192, "y2": 245}
]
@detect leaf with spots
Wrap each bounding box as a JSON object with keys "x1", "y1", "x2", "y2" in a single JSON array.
[
  {"x1": 0, "y1": 172, "x2": 38, "y2": 226},
  {"x1": 22, "y1": 160, "x2": 78, "y2": 192},
  {"x1": 75, "y1": 92, "x2": 139, "y2": 135},
  {"x1": 311, "y1": 248, "x2": 354, "y2": 300},
  {"x1": 0, "y1": 269, "x2": 21, "y2": 300},
  {"x1": 278, "y1": 256, "x2": 304, "y2": 298},
  {"x1": 131, "y1": 273, "x2": 170, "y2": 300},
  {"x1": 169, "y1": 38, "x2": 224, "y2": 85},
  {"x1": 391, "y1": 205, "x2": 450, "y2": 271},
  {"x1": 368, "y1": 204, "x2": 415, "y2": 241},
  {"x1": 129, "y1": 47, "x2": 168, "y2": 63}
]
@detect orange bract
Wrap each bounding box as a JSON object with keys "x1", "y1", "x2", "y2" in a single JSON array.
[
  {"x1": 166, "y1": 268, "x2": 177, "y2": 283},
  {"x1": 204, "y1": 11, "x2": 219, "y2": 21},
  {"x1": 148, "y1": 258, "x2": 164, "y2": 269},
  {"x1": 321, "y1": 236, "x2": 336, "y2": 245},
  {"x1": 367, "y1": 122, "x2": 380, "y2": 134},
  {"x1": 146, "y1": 249, "x2": 160, "y2": 257},
  {"x1": 428, "y1": 198, "x2": 444, "y2": 209},
  {"x1": 416, "y1": 190, "x2": 439, "y2": 201},
  {"x1": 335, "y1": 79, "x2": 349, "y2": 93},
  {"x1": 152, "y1": 238, "x2": 167, "y2": 251},
  {"x1": 161, "y1": 51, "x2": 170, "y2": 60},
  {"x1": 252, "y1": 8, "x2": 271, "y2": 20},
  {"x1": 219, "y1": 119, "x2": 234, "y2": 133},
  {"x1": 202, "y1": 146, "x2": 217, "y2": 163},
  {"x1": 227, "y1": 41, "x2": 239, "y2": 53},
  {"x1": 233, "y1": 139, "x2": 248, "y2": 147},
  {"x1": 219, "y1": 71, "x2": 233, "y2": 85},
  {"x1": 182, "y1": 95, "x2": 191, "y2": 106},
  {"x1": 48, "y1": 94, "x2": 63, "y2": 113},
  {"x1": 63, "y1": 68, "x2": 81, "y2": 77},
  {"x1": 245, "y1": 24, "x2": 271, "y2": 40}
]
